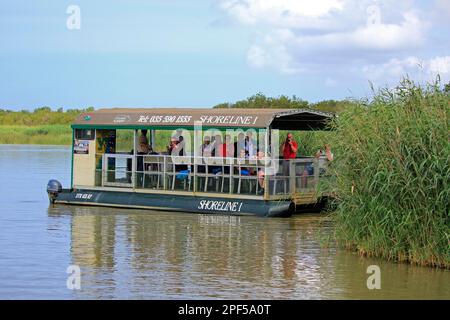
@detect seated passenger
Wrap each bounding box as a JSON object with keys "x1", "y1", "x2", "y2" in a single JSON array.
[
  {"x1": 218, "y1": 134, "x2": 235, "y2": 158},
  {"x1": 236, "y1": 149, "x2": 248, "y2": 175},
  {"x1": 302, "y1": 144, "x2": 333, "y2": 187},
  {"x1": 218, "y1": 134, "x2": 234, "y2": 174},
  {"x1": 238, "y1": 148, "x2": 246, "y2": 160},
  {"x1": 244, "y1": 132, "x2": 257, "y2": 159},
  {"x1": 178, "y1": 135, "x2": 186, "y2": 155},
  {"x1": 256, "y1": 151, "x2": 266, "y2": 195},
  {"x1": 200, "y1": 136, "x2": 213, "y2": 157},
  {"x1": 209, "y1": 135, "x2": 223, "y2": 174},
  {"x1": 148, "y1": 144, "x2": 157, "y2": 155},
  {"x1": 212, "y1": 134, "x2": 223, "y2": 158},
  {"x1": 199, "y1": 136, "x2": 213, "y2": 173},
  {"x1": 234, "y1": 132, "x2": 245, "y2": 158},
  {"x1": 167, "y1": 136, "x2": 184, "y2": 156},
  {"x1": 315, "y1": 144, "x2": 334, "y2": 172},
  {"x1": 168, "y1": 136, "x2": 187, "y2": 171}
]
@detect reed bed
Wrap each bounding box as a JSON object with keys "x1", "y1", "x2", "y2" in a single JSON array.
[
  {"x1": 327, "y1": 78, "x2": 450, "y2": 268},
  {"x1": 0, "y1": 125, "x2": 72, "y2": 145}
]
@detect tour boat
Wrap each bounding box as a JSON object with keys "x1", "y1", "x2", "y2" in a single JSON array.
[{"x1": 47, "y1": 108, "x2": 334, "y2": 217}]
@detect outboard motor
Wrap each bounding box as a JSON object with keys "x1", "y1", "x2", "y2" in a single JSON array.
[{"x1": 47, "y1": 179, "x2": 62, "y2": 203}]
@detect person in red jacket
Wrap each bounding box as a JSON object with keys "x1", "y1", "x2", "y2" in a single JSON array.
[
  {"x1": 280, "y1": 133, "x2": 298, "y2": 178},
  {"x1": 281, "y1": 133, "x2": 298, "y2": 159}
]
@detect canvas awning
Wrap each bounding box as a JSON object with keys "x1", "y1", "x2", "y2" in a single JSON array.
[{"x1": 72, "y1": 108, "x2": 334, "y2": 130}]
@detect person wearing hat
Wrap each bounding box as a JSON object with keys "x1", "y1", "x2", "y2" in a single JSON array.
[
  {"x1": 167, "y1": 136, "x2": 179, "y2": 155},
  {"x1": 200, "y1": 135, "x2": 213, "y2": 158}
]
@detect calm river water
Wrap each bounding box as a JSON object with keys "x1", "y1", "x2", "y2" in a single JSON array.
[{"x1": 0, "y1": 145, "x2": 448, "y2": 299}]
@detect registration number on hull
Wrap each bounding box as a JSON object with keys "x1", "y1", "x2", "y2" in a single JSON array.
[{"x1": 74, "y1": 193, "x2": 93, "y2": 200}]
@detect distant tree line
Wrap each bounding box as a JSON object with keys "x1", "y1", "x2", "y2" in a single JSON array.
[
  {"x1": 213, "y1": 92, "x2": 357, "y2": 113},
  {"x1": 0, "y1": 107, "x2": 94, "y2": 125},
  {"x1": 0, "y1": 97, "x2": 356, "y2": 126}
]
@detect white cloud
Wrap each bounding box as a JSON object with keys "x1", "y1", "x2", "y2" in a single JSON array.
[
  {"x1": 220, "y1": 0, "x2": 345, "y2": 28},
  {"x1": 218, "y1": 0, "x2": 433, "y2": 80},
  {"x1": 428, "y1": 56, "x2": 450, "y2": 74},
  {"x1": 246, "y1": 28, "x2": 305, "y2": 73},
  {"x1": 346, "y1": 12, "x2": 424, "y2": 50},
  {"x1": 362, "y1": 57, "x2": 422, "y2": 80},
  {"x1": 362, "y1": 56, "x2": 450, "y2": 84},
  {"x1": 286, "y1": 11, "x2": 424, "y2": 53}
]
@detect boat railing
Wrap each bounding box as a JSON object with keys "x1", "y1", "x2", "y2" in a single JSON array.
[
  {"x1": 101, "y1": 153, "x2": 135, "y2": 188},
  {"x1": 96, "y1": 153, "x2": 330, "y2": 200}
]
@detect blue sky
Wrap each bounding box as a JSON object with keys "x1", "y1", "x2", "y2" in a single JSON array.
[{"x1": 1, "y1": 0, "x2": 449, "y2": 110}]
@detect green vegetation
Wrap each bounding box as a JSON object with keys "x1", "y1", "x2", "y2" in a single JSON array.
[
  {"x1": 327, "y1": 78, "x2": 450, "y2": 268},
  {"x1": 0, "y1": 125, "x2": 72, "y2": 145},
  {"x1": 0, "y1": 107, "x2": 91, "y2": 145},
  {"x1": 213, "y1": 92, "x2": 355, "y2": 113},
  {"x1": 0, "y1": 107, "x2": 93, "y2": 126},
  {"x1": 213, "y1": 93, "x2": 309, "y2": 109},
  {"x1": 114, "y1": 130, "x2": 177, "y2": 152}
]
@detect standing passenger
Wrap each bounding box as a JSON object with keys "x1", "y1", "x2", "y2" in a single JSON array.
[
  {"x1": 281, "y1": 133, "x2": 298, "y2": 160},
  {"x1": 280, "y1": 133, "x2": 298, "y2": 186}
]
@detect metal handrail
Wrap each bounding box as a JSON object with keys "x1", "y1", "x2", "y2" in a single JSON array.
[{"x1": 99, "y1": 153, "x2": 328, "y2": 198}]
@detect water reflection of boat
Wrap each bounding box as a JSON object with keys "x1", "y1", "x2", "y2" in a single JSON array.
[
  {"x1": 47, "y1": 108, "x2": 334, "y2": 217},
  {"x1": 49, "y1": 205, "x2": 338, "y2": 298},
  {"x1": 48, "y1": 206, "x2": 116, "y2": 269}
]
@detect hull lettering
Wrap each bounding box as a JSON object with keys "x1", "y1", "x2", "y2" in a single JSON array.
[{"x1": 198, "y1": 200, "x2": 243, "y2": 212}]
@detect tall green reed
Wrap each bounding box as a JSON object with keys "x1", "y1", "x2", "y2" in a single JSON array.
[{"x1": 327, "y1": 78, "x2": 449, "y2": 268}]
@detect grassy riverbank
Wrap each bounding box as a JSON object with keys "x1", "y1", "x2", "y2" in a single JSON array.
[
  {"x1": 0, "y1": 107, "x2": 88, "y2": 145},
  {"x1": 328, "y1": 78, "x2": 450, "y2": 268},
  {"x1": 0, "y1": 125, "x2": 72, "y2": 145}
]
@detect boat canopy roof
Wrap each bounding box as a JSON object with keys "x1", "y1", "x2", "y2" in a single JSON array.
[{"x1": 72, "y1": 108, "x2": 334, "y2": 130}]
